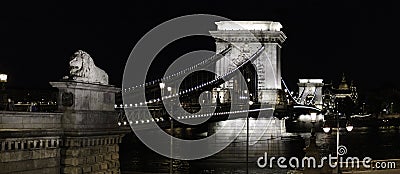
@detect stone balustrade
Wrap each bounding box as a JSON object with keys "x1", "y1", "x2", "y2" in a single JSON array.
[{"x1": 0, "y1": 137, "x2": 61, "y2": 152}]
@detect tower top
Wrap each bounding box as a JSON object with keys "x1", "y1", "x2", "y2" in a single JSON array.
[
  {"x1": 338, "y1": 73, "x2": 349, "y2": 90},
  {"x1": 215, "y1": 21, "x2": 282, "y2": 31}
]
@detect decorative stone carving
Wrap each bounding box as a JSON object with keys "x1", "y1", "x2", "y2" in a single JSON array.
[
  {"x1": 67, "y1": 50, "x2": 109, "y2": 85},
  {"x1": 61, "y1": 92, "x2": 74, "y2": 106},
  {"x1": 215, "y1": 21, "x2": 282, "y2": 31}
]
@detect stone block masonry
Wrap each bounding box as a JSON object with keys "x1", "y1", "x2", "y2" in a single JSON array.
[{"x1": 61, "y1": 135, "x2": 123, "y2": 174}]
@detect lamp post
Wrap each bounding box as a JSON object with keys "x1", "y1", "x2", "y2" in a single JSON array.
[
  {"x1": 0, "y1": 74, "x2": 8, "y2": 109},
  {"x1": 303, "y1": 112, "x2": 319, "y2": 174},
  {"x1": 159, "y1": 83, "x2": 165, "y2": 96},
  {"x1": 0, "y1": 74, "x2": 7, "y2": 87},
  {"x1": 362, "y1": 103, "x2": 365, "y2": 114},
  {"x1": 169, "y1": 115, "x2": 174, "y2": 174},
  {"x1": 391, "y1": 102, "x2": 394, "y2": 114},
  {"x1": 246, "y1": 100, "x2": 253, "y2": 174},
  {"x1": 310, "y1": 112, "x2": 317, "y2": 136},
  {"x1": 164, "y1": 85, "x2": 174, "y2": 174},
  {"x1": 323, "y1": 114, "x2": 353, "y2": 174}
]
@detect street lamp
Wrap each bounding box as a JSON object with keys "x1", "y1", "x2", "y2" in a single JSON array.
[
  {"x1": 0, "y1": 74, "x2": 8, "y2": 109},
  {"x1": 159, "y1": 83, "x2": 165, "y2": 97},
  {"x1": 246, "y1": 97, "x2": 254, "y2": 173},
  {"x1": 310, "y1": 112, "x2": 317, "y2": 136},
  {"x1": 0, "y1": 74, "x2": 7, "y2": 83},
  {"x1": 159, "y1": 82, "x2": 165, "y2": 89},
  {"x1": 159, "y1": 83, "x2": 165, "y2": 99},
  {"x1": 310, "y1": 112, "x2": 317, "y2": 123},
  {"x1": 362, "y1": 103, "x2": 366, "y2": 114},
  {"x1": 345, "y1": 121, "x2": 353, "y2": 132},
  {"x1": 0, "y1": 74, "x2": 7, "y2": 90},
  {"x1": 304, "y1": 112, "x2": 319, "y2": 173},
  {"x1": 165, "y1": 85, "x2": 174, "y2": 174},
  {"x1": 391, "y1": 102, "x2": 394, "y2": 114},
  {"x1": 248, "y1": 101, "x2": 254, "y2": 106},
  {"x1": 323, "y1": 115, "x2": 353, "y2": 174},
  {"x1": 323, "y1": 126, "x2": 331, "y2": 134}
]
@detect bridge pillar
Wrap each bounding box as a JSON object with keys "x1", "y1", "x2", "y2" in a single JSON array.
[
  {"x1": 207, "y1": 117, "x2": 301, "y2": 162},
  {"x1": 50, "y1": 81, "x2": 128, "y2": 174},
  {"x1": 210, "y1": 21, "x2": 286, "y2": 104}
]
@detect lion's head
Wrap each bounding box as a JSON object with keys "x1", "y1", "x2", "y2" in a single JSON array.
[
  {"x1": 67, "y1": 50, "x2": 109, "y2": 85},
  {"x1": 69, "y1": 50, "x2": 94, "y2": 78}
]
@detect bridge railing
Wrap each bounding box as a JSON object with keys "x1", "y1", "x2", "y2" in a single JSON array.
[{"x1": 0, "y1": 111, "x2": 62, "y2": 130}]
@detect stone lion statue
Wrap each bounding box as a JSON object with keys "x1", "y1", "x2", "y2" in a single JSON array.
[{"x1": 68, "y1": 50, "x2": 109, "y2": 85}]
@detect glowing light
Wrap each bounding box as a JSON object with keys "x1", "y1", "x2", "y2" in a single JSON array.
[
  {"x1": 310, "y1": 113, "x2": 317, "y2": 123},
  {"x1": 346, "y1": 125, "x2": 353, "y2": 132},
  {"x1": 0, "y1": 74, "x2": 8, "y2": 82},
  {"x1": 159, "y1": 83, "x2": 165, "y2": 89},
  {"x1": 323, "y1": 127, "x2": 331, "y2": 133}
]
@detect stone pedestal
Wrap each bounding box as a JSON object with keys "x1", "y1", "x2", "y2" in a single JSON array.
[
  {"x1": 50, "y1": 81, "x2": 128, "y2": 174},
  {"x1": 50, "y1": 81, "x2": 119, "y2": 112},
  {"x1": 50, "y1": 81, "x2": 120, "y2": 130}
]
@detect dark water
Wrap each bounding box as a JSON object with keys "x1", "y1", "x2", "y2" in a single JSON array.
[
  {"x1": 120, "y1": 126, "x2": 400, "y2": 173},
  {"x1": 320, "y1": 127, "x2": 400, "y2": 159}
]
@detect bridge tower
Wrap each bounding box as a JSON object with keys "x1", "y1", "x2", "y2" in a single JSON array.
[
  {"x1": 297, "y1": 79, "x2": 324, "y2": 109},
  {"x1": 210, "y1": 21, "x2": 286, "y2": 104}
]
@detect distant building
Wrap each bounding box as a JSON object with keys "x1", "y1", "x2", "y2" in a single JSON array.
[
  {"x1": 294, "y1": 74, "x2": 359, "y2": 114},
  {"x1": 323, "y1": 74, "x2": 358, "y2": 114}
]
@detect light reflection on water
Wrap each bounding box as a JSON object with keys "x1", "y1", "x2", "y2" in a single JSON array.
[{"x1": 120, "y1": 127, "x2": 400, "y2": 173}]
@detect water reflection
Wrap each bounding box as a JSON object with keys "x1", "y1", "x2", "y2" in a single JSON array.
[{"x1": 120, "y1": 127, "x2": 400, "y2": 173}]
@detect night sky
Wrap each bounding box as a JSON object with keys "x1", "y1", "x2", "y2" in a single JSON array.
[{"x1": 1, "y1": 0, "x2": 398, "y2": 93}]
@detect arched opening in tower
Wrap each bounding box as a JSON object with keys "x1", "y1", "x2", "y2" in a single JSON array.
[{"x1": 238, "y1": 61, "x2": 258, "y2": 103}]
